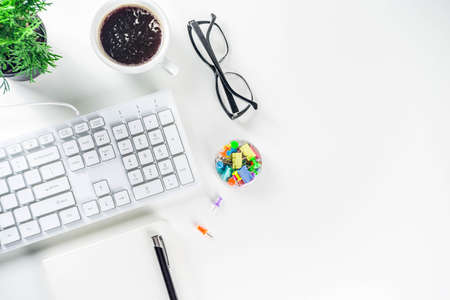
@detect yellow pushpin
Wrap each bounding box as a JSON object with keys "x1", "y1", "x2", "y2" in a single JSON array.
[
  {"x1": 240, "y1": 144, "x2": 256, "y2": 160},
  {"x1": 232, "y1": 152, "x2": 242, "y2": 169}
]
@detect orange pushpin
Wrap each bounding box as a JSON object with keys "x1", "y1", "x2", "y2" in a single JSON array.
[{"x1": 196, "y1": 225, "x2": 214, "y2": 238}]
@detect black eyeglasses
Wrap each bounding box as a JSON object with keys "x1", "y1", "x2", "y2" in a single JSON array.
[{"x1": 187, "y1": 14, "x2": 258, "y2": 120}]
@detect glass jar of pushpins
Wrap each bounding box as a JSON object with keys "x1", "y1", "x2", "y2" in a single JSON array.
[{"x1": 215, "y1": 140, "x2": 262, "y2": 187}]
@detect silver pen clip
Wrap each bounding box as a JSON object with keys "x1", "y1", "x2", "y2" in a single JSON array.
[{"x1": 152, "y1": 235, "x2": 170, "y2": 268}]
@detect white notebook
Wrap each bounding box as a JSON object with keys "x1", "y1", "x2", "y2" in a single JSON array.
[{"x1": 42, "y1": 221, "x2": 195, "y2": 300}]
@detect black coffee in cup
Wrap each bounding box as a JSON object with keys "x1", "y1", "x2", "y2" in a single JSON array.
[{"x1": 99, "y1": 5, "x2": 162, "y2": 65}]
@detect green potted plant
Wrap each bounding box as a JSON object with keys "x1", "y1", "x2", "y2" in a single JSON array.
[{"x1": 0, "y1": 0, "x2": 61, "y2": 93}]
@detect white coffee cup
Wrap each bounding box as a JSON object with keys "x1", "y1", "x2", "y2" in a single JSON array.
[{"x1": 91, "y1": 0, "x2": 178, "y2": 75}]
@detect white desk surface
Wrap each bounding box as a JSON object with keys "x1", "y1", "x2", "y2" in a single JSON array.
[{"x1": 1, "y1": 0, "x2": 450, "y2": 299}]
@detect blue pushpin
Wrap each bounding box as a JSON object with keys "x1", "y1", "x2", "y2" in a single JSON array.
[
  {"x1": 216, "y1": 161, "x2": 224, "y2": 173},
  {"x1": 237, "y1": 165, "x2": 254, "y2": 183},
  {"x1": 220, "y1": 165, "x2": 232, "y2": 181}
]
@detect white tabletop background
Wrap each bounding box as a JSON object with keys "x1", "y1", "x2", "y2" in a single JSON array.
[{"x1": 1, "y1": 0, "x2": 450, "y2": 299}]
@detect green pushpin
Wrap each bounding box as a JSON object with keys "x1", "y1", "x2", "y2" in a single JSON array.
[{"x1": 230, "y1": 140, "x2": 239, "y2": 149}]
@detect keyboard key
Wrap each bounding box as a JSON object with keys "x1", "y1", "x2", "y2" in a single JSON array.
[
  {"x1": 158, "y1": 109, "x2": 174, "y2": 125},
  {"x1": 153, "y1": 144, "x2": 169, "y2": 161},
  {"x1": 138, "y1": 149, "x2": 153, "y2": 165},
  {"x1": 24, "y1": 169, "x2": 41, "y2": 186},
  {"x1": 143, "y1": 114, "x2": 159, "y2": 130},
  {"x1": 0, "y1": 227, "x2": 20, "y2": 245},
  {"x1": 22, "y1": 138, "x2": 39, "y2": 151},
  {"x1": 163, "y1": 124, "x2": 184, "y2": 155},
  {"x1": 39, "y1": 213, "x2": 61, "y2": 231},
  {"x1": 128, "y1": 119, "x2": 144, "y2": 135},
  {"x1": 112, "y1": 124, "x2": 129, "y2": 141},
  {"x1": 148, "y1": 129, "x2": 164, "y2": 145},
  {"x1": 123, "y1": 154, "x2": 139, "y2": 170},
  {"x1": 99, "y1": 145, "x2": 115, "y2": 161},
  {"x1": 74, "y1": 122, "x2": 89, "y2": 134},
  {"x1": 0, "y1": 180, "x2": 8, "y2": 195},
  {"x1": 133, "y1": 179, "x2": 164, "y2": 200},
  {"x1": 19, "y1": 220, "x2": 41, "y2": 238},
  {"x1": 0, "y1": 212, "x2": 15, "y2": 229},
  {"x1": 173, "y1": 154, "x2": 194, "y2": 185},
  {"x1": 17, "y1": 188, "x2": 35, "y2": 205},
  {"x1": 11, "y1": 162, "x2": 27, "y2": 179},
  {"x1": 113, "y1": 190, "x2": 130, "y2": 207},
  {"x1": 6, "y1": 144, "x2": 22, "y2": 156},
  {"x1": 98, "y1": 195, "x2": 115, "y2": 212},
  {"x1": 78, "y1": 135, "x2": 95, "y2": 151},
  {"x1": 163, "y1": 174, "x2": 179, "y2": 190},
  {"x1": 62, "y1": 140, "x2": 80, "y2": 156},
  {"x1": 68, "y1": 155, "x2": 84, "y2": 171},
  {"x1": 33, "y1": 177, "x2": 70, "y2": 200},
  {"x1": 83, "y1": 150, "x2": 100, "y2": 167},
  {"x1": 132, "y1": 134, "x2": 149, "y2": 150},
  {"x1": 14, "y1": 206, "x2": 32, "y2": 223},
  {"x1": 11, "y1": 156, "x2": 28, "y2": 173},
  {"x1": 38, "y1": 133, "x2": 55, "y2": 145},
  {"x1": 40, "y1": 161, "x2": 65, "y2": 181},
  {"x1": 58, "y1": 127, "x2": 74, "y2": 139},
  {"x1": 59, "y1": 207, "x2": 80, "y2": 225},
  {"x1": 1, "y1": 194, "x2": 18, "y2": 210},
  {"x1": 117, "y1": 139, "x2": 133, "y2": 155},
  {"x1": 93, "y1": 180, "x2": 110, "y2": 197},
  {"x1": 142, "y1": 164, "x2": 158, "y2": 181},
  {"x1": 30, "y1": 191, "x2": 75, "y2": 217},
  {"x1": 93, "y1": 130, "x2": 110, "y2": 146},
  {"x1": 0, "y1": 148, "x2": 6, "y2": 159},
  {"x1": 83, "y1": 200, "x2": 100, "y2": 217},
  {"x1": 128, "y1": 169, "x2": 144, "y2": 185},
  {"x1": 0, "y1": 161, "x2": 12, "y2": 178},
  {"x1": 27, "y1": 146, "x2": 60, "y2": 168},
  {"x1": 158, "y1": 159, "x2": 174, "y2": 175},
  {"x1": 89, "y1": 117, "x2": 105, "y2": 129},
  {"x1": 7, "y1": 174, "x2": 25, "y2": 191}
]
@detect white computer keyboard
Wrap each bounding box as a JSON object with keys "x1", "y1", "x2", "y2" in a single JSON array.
[{"x1": 0, "y1": 90, "x2": 197, "y2": 254}]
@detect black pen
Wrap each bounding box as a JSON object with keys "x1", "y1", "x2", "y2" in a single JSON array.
[{"x1": 152, "y1": 235, "x2": 178, "y2": 300}]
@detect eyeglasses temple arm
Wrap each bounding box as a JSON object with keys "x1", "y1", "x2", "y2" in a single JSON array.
[{"x1": 189, "y1": 16, "x2": 259, "y2": 111}]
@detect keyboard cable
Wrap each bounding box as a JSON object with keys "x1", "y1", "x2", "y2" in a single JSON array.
[{"x1": 0, "y1": 102, "x2": 80, "y2": 116}]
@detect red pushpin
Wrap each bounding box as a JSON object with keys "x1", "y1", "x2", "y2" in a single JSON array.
[{"x1": 196, "y1": 225, "x2": 214, "y2": 238}]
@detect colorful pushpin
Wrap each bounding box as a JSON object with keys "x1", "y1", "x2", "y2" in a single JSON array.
[
  {"x1": 213, "y1": 196, "x2": 223, "y2": 208},
  {"x1": 216, "y1": 161, "x2": 225, "y2": 173},
  {"x1": 237, "y1": 165, "x2": 254, "y2": 183},
  {"x1": 250, "y1": 144, "x2": 261, "y2": 159},
  {"x1": 232, "y1": 171, "x2": 242, "y2": 182},
  {"x1": 196, "y1": 225, "x2": 214, "y2": 238},
  {"x1": 220, "y1": 165, "x2": 232, "y2": 181},
  {"x1": 211, "y1": 196, "x2": 224, "y2": 214},
  {"x1": 232, "y1": 152, "x2": 242, "y2": 169},
  {"x1": 240, "y1": 143, "x2": 256, "y2": 160},
  {"x1": 226, "y1": 148, "x2": 237, "y2": 156},
  {"x1": 230, "y1": 140, "x2": 239, "y2": 149}
]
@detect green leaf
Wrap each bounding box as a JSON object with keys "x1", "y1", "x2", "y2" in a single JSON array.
[{"x1": 0, "y1": 0, "x2": 61, "y2": 92}]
